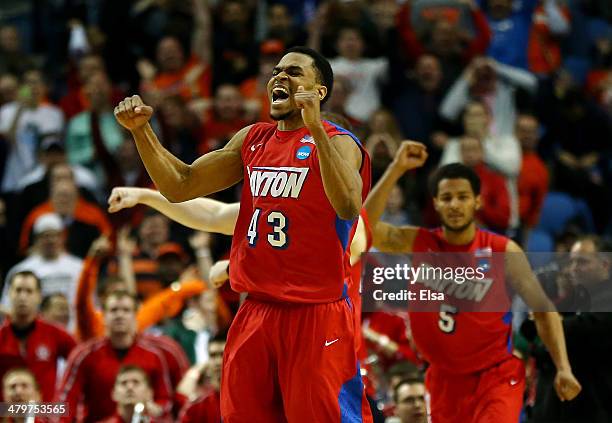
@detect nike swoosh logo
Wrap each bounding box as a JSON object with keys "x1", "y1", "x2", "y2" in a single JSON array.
[
  {"x1": 250, "y1": 143, "x2": 264, "y2": 151},
  {"x1": 325, "y1": 338, "x2": 339, "y2": 347},
  {"x1": 510, "y1": 379, "x2": 519, "y2": 386}
]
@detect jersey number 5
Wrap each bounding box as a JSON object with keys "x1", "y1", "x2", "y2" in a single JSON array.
[
  {"x1": 438, "y1": 304, "x2": 457, "y2": 334},
  {"x1": 247, "y1": 208, "x2": 289, "y2": 249}
]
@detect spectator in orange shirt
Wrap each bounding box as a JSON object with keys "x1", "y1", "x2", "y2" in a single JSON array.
[
  {"x1": 516, "y1": 114, "x2": 549, "y2": 234},
  {"x1": 76, "y1": 237, "x2": 231, "y2": 343},
  {"x1": 198, "y1": 84, "x2": 248, "y2": 154},
  {"x1": 108, "y1": 211, "x2": 170, "y2": 300},
  {"x1": 19, "y1": 171, "x2": 112, "y2": 258},
  {"x1": 460, "y1": 135, "x2": 511, "y2": 233},
  {"x1": 153, "y1": 36, "x2": 212, "y2": 101}
]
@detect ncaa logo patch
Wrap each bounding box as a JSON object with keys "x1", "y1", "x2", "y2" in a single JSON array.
[
  {"x1": 296, "y1": 145, "x2": 312, "y2": 160},
  {"x1": 36, "y1": 345, "x2": 50, "y2": 361}
]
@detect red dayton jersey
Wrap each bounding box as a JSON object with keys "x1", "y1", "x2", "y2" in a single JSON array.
[
  {"x1": 179, "y1": 389, "x2": 220, "y2": 423},
  {"x1": 57, "y1": 336, "x2": 172, "y2": 423},
  {"x1": 409, "y1": 227, "x2": 512, "y2": 374},
  {"x1": 0, "y1": 317, "x2": 76, "y2": 401},
  {"x1": 230, "y1": 121, "x2": 371, "y2": 303}
]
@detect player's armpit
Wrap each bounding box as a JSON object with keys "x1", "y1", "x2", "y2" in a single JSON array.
[
  {"x1": 505, "y1": 240, "x2": 555, "y2": 311},
  {"x1": 372, "y1": 222, "x2": 418, "y2": 254},
  {"x1": 330, "y1": 134, "x2": 363, "y2": 171},
  {"x1": 172, "y1": 125, "x2": 253, "y2": 201},
  {"x1": 315, "y1": 131, "x2": 363, "y2": 219}
]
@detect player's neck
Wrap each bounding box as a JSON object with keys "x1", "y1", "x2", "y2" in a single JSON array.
[
  {"x1": 109, "y1": 332, "x2": 136, "y2": 349},
  {"x1": 277, "y1": 115, "x2": 305, "y2": 131},
  {"x1": 10, "y1": 313, "x2": 36, "y2": 329},
  {"x1": 442, "y1": 224, "x2": 476, "y2": 245}
]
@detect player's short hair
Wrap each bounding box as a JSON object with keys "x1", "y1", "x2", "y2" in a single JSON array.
[
  {"x1": 40, "y1": 292, "x2": 67, "y2": 311},
  {"x1": 429, "y1": 163, "x2": 481, "y2": 197},
  {"x1": 103, "y1": 290, "x2": 138, "y2": 311},
  {"x1": 285, "y1": 46, "x2": 333, "y2": 105},
  {"x1": 393, "y1": 376, "x2": 425, "y2": 404},
  {"x1": 98, "y1": 275, "x2": 128, "y2": 299},
  {"x1": 2, "y1": 367, "x2": 40, "y2": 391},
  {"x1": 115, "y1": 365, "x2": 151, "y2": 388},
  {"x1": 9, "y1": 271, "x2": 41, "y2": 291}
]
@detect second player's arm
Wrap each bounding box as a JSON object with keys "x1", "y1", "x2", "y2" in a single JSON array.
[
  {"x1": 364, "y1": 142, "x2": 427, "y2": 253},
  {"x1": 505, "y1": 240, "x2": 581, "y2": 400},
  {"x1": 109, "y1": 187, "x2": 240, "y2": 235}
]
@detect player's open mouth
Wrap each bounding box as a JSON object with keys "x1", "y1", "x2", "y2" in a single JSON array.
[{"x1": 272, "y1": 87, "x2": 290, "y2": 104}]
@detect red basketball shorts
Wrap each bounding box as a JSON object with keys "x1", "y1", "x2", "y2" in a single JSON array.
[
  {"x1": 426, "y1": 356, "x2": 525, "y2": 423},
  {"x1": 220, "y1": 296, "x2": 373, "y2": 423}
]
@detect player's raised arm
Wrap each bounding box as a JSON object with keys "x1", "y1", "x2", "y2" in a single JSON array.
[
  {"x1": 114, "y1": 95, "x2": 249, "y2": 202},
  {"x1": 108, "y1": 187, "x2": 240, "y2": 235},
  {"x1": 295, "y1": 85, "x2": 363, "y2": 219},
  {"x1": 364, "y1": 141, "x2": 427, "y2": 253},
  {"x1": 505, "y1": 240, "x2": 582, "y2": 401}
]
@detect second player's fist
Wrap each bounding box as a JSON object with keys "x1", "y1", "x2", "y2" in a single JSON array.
[
  {"x1": 114, "y1": 95, "x2": 154, "y2": 131},
  {"x1": 554, "y1": 369, "x2": 582, "y2": 402},
  {"x1": 392, "y1": 141, "x2": 428, "y2": 172}
]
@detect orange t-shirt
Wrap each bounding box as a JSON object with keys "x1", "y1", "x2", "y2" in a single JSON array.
[
  {"x1": 153, "y1": 56, "x2": 212, "y2": 100},
  {"x1": 75, "y1": 257, "x2": 232, "y2": 342},
  {"x1": 19, "y1": 198, "x2": 113, "y2": 255}
]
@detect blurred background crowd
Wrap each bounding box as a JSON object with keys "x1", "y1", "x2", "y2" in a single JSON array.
[{"x1": 0, "y1": 0, "x2": 610, "y2": 422}]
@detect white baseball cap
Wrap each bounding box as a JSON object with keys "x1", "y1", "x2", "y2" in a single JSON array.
[{"x1": 33, "y1": 213, "x2": 64, "y2": 235}]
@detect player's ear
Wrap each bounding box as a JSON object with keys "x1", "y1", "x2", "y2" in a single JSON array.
[{"x1": 317, "y1": 85, "x2": 327, "y2": 102}]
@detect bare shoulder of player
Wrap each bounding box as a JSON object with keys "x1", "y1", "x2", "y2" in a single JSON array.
[
  {"x1": 373, "y1": 221, "x2": 420, "y2": 254},
  {"x1": 225, "y1": 124, "x2": 256, "y2": 151}
]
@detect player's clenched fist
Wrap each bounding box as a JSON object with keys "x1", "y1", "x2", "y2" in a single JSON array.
[
  {"x1": 294, "y1": 85, "x2": 321, "y2": 128},
  {"x1": 114, "y1": 95, "x2": 154, "y2": 131},
  {"x1": 392, "y1": 141, "x2": 428, "y2": 173},
  {"x1": 108, "y1": 187, "x2": 141, "y2": 213},
  {"x1": 554, "y1": 369, "x2": 582, "y2": 401}
]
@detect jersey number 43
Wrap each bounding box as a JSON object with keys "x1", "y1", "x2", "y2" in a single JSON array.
[{"x1": 247, "y1": 208, "x2": 289, "y2": 249}]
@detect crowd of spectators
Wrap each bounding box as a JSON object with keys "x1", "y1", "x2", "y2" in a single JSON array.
[{"x1": 0, "y1": 0, "x2": 610, "y2": 422}]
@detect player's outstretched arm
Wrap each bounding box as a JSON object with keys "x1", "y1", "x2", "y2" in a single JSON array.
[
  {"x1": 505, "y1": 240, "x2": 582, "y2": 401},
  {"x1": 108, "y1": 187, "x2": 240, "y2": 235},
  {"x1": 295, "y1": 86, "x2": 362, "y2": 220},
  {"x1": 114, "y1": 95, "x2": 249, "y2": 202},
  {"x1": 364, "y1": 141, "x2": 427, "y2": 254}
]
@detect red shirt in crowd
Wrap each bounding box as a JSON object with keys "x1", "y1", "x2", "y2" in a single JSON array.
[
  {"x1": 0, "y1": 317, "x2": 76, "y2": 401},
  {"x1": 473, "y1": 163, "x2": 511, "y2": 232},
  {"x1": 56, "y1": 337, "x2": 173, "y2": 423},
  {"x1": 518, "y1": 151, "x2": 549, "y2": 227},
  {"x1": 178, "y1": 390, "x2": 221, "y2": 423},
  {"x1": 140, "y1": 333, "x2": 190, "y2": 411}
]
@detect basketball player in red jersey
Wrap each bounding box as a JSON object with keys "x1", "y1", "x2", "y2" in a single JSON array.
[
  {"x1": 364, "y1": 141, "x2": 581, "y2": 423},
  {"x1": 114, "y1": 47, "x2": 372, "y2": 422}
]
